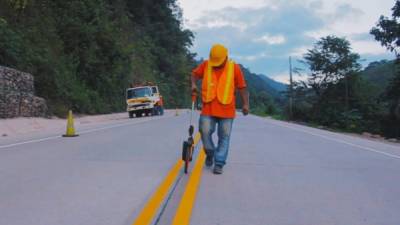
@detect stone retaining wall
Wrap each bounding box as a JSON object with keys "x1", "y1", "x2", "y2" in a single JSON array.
[{"x1": 0, "y1": 66, "x2": 48, "y2": 118}]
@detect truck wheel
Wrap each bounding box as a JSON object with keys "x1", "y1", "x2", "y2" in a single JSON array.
[
  {"x1": 135, "y1": 111, "x2": 142, "y2": 117},
  {"x1": 129, "y1": 112, "x2": 134, "y2": 118},
  {"x1": 151, "y1": 108, "x2": 157, "y2": 116}
]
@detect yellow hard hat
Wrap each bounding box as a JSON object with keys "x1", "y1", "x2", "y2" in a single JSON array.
[{"x1": 209, "y1": 44, "x2": 228, "y2": 67}]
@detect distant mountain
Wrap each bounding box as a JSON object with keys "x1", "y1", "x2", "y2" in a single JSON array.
[
  {"x1": 239, "y1": 65, "x2": 287, "y2": 98},
  {"x1": 361, "y1": 60, "x2": 396, "y2": 92},
  {"x1": 257, "y1": 74, "x2": 287, "y2": 92},
  {"x1": 239, "y1": 65, "x2": 287, "y2": 115}
]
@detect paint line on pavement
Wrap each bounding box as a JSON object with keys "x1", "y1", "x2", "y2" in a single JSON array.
[
  {"x1": 0, "y1": 135, "x2": 62, "y2": 149},
  {"x1": 79, "y1": 115, "x2": 171, "y2": 135},
  {"x1": 0, "y1": 115, "x2": 172, "y2": 149},
  {"x1": 132, "y1": 160, "x2": 184, "y2": 225},
  {"x1": 267, "y1": 119, "x2": 400, "y2": 160},
  {"x1": 171, "y1": 147, "x2": 206, "y2": 225},
  {"x1": 193, "y1": 132, "x2": 201, "y2": 146},
  {"x1": 131, "y1": 132, "x2": 201, "y2": 225}
]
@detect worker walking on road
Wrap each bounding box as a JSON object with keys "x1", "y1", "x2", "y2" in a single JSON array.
[{"x1": 191, "y1": 44, "x2": 249, "y2": 175}]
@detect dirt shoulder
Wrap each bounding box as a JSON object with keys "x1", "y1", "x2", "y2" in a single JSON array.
[
  {"x1": 267, "y1": 117, "x2": 400, "y2": 147},
  {"x1": 0, "y1": 113, "x2": 128, "y2": 137}
]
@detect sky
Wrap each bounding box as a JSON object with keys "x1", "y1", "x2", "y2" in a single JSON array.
[{"x1": 177, "y1": 0, "x2": 396, "y2": 84}]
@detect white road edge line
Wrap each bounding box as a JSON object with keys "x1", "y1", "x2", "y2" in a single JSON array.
[
  {"x1": 264, "y1": 118, "x2": 400, "y2": 160},
  {"x1": 0, "y1": 135, "x2": 61, "y2": 149},
  {"x1": 0, "y1": 115, "x2": 173, "y2": 149},
  {"x1": 272, "y1": 118, "x2": 400, "y2": 151}
]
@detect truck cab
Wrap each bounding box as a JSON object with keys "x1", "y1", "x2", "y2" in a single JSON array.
[{"x1": 126, "y1": 85, "x2": 164, "y2": 118}]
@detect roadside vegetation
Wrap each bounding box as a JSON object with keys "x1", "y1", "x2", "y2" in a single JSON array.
[
  {"x1": 285, "y1": 1, "x2": 400, "y2": 138},
  {"x1": 240, "y1": 65, "x2": 286, "y2": 117},
  {"x1": 0, "y1": 0, "x2": 399, "y2": 139},
  {"x1": 0, "y1": 0, "x2": 287, "y2": 120},
  {"x1": 0, "y1": 0, "x2": 195, "y2": 115}
]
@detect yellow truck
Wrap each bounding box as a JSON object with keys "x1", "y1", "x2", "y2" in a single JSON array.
[{"x1": 126, "y1": 85, "x2": 164, "y2": 118}]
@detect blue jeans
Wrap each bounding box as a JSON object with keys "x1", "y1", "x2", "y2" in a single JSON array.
[{"x1": 199, "y1": 115, "x2": 234, "y2": 167}]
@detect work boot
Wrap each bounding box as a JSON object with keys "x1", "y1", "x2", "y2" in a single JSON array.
[
  {"x1": 213, "y1": 165, "x2": 223, "y2": 174},
  {"x1": 205, "y1": 155, "x2": 213, "y2": 167}
]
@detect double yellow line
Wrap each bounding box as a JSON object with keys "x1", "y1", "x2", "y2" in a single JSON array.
[
  {"x1": 132, "y1": 133, "x2": 204, "y2": 225},
  {"x1": 171, "y1": 146, "x2": 205, "y2": 225}
]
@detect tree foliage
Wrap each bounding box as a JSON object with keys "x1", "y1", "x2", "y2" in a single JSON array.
[
  {"x1": 371, "y1": 0, "x2": 400, "y2": 137},
  {"x1": 292, "y1": 36, "x2": 388, "y2": 134},
  {"x1": 371, "y1": 0, "x2": 400, "y2": 56},
  {"x1": 303, "y1": 36, "x2": 361, "y2": 97},
  {"x1": 0, "y1": 0, "x2": 195, "y2": 116}
]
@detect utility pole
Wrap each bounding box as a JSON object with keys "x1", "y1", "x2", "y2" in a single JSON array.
[
  {"x1": 344, "y1": 74, "x2": 349, "y2": 111},
  {"x1": 289, "y1": 56, "x2": 293, "y2": 120}
]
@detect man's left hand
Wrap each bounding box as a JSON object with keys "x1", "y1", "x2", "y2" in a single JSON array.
[{"x1": 242, "y1": 104, "x2": 249, "y2": 116}]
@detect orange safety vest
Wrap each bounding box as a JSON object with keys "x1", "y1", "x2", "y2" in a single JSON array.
[{"x1": 202, "y1": 60, "x2": 235, "y2": 105}]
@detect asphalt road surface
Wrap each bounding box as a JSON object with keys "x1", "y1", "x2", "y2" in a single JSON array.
[{"x1": 1, "y1": 111, "x2": 400, "y2": 225}]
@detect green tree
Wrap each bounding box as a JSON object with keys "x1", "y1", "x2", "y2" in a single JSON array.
[
  {"x1": 371, "y1": 0, "x2": 400, "y2": 137},
  {"x1": 303, "y1": 36, "x2": 361, "y2": 97},
  {"x1": 370, "y1": 0, "x2": 400, "y2": 56},
  {"x1": 302, "y1": 36, "x2": 361, "y2": 118},
  {"x1": 0, "y1": 0, "x2": 196, "y2": 116},
  {"x1": 291, "y1": 36, "x2": 390, "y2": 133}
]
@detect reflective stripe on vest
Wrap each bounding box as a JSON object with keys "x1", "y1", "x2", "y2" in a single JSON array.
[{"x1": 202, "y1": 60, "x2": 235, "y2": 105}]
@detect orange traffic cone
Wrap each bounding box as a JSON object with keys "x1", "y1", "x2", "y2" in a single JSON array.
[{"x1": 62, "y1": 110, "x2": 79, "y2": 137}]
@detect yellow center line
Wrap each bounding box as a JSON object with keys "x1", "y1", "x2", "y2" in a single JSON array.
[
  {"x1": 171, "y1": 147, "x2": 206, "y2": 225},
  {"x1": 193, "y1": 132, "x2": 201, "y2": 145},
  {"x1": 131, "y1": 132, "x2": 201, "y2": 225}
]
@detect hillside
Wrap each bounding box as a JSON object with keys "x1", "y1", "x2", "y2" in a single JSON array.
[
  {"x1": 258, "y1": 73, "x2": 287, "y2": 92},
  {"x1": 239, "y1": 65, "x2": 287, "y2": 115},
  {"x1": 361, "y1": 60, "x2": 396, "y2": 92},
  {"x1": 0, "y1": 0, "x2": 287, "y2": 118},
  {"x1": 0, "y1": 0, "x2": 194, "y2": 116},
  {"x1": 240, "y1": 66, "x2": 286, "y2": 98}
]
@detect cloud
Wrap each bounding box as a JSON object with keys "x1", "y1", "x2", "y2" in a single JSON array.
[
  {"x1": 187, "y1": 2, "x2": 326, "y2": 77},
  {"x1": 254, "y1": 34, "x2": 286, "y2": 45},
  {"x1": 179, "y1": 0, "x2": 396, "y2": 80},
  {"x1": 231, "y1": 52, "x2": 270, "y2": 61},
  {"x1": 191, "y1": 4, "x2": 322, "y2": 54},
  {"x1": 290, "y1": 46, "x2": 311, "y2": 57},
  {"x1": 351, "y1": 40, "x2": 388, "y2": 55},
  {"x1": 199, "y1": 18, "x2": 248, "y2": 31},
  {"x1": 270, "y1": 71, "x2": 308, "y2": 84},
  {"x1": 270, "y1": 73, "x2": 291, "y2": 84}
]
